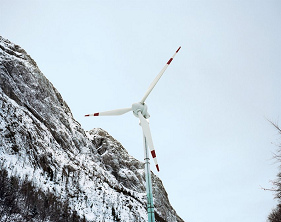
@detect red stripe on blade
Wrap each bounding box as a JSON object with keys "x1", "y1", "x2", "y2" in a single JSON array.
[
  {"x1": 167, "y1": 58, "x2": 173, "y2": 65},
  {"x1": 176, "y1": 46, "x2": 181, "y2": 53},
  {"x1": 94, "y1": 113, "x2": 99, "y2": 116},
  {"x1": 156, "y1": 164, "x2": 160, "y2": 172},
  {"x1": 151, "y1": 150, "x2": 156, "y2": 158},
  {"x1": 85, "y1": 114, "x2": 90, "y2": 117}
]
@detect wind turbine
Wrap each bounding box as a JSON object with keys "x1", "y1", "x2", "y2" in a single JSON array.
[{"x1": 85, "y1": 46, "x2": 181, "y2": 222}]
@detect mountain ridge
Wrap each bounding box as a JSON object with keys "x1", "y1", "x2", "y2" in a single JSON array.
[{"x1": 0, "y1": 36, "x2": 183, "y2": 222}]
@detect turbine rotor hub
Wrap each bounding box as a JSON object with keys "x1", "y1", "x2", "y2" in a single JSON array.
[{"x1": 132, "y1": 102, "x2": 150, "y2": 119}]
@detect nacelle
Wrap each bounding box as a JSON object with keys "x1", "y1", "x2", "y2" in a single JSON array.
[{"x1": 132, "y1": 102, "x2": 150, "y2": 119}]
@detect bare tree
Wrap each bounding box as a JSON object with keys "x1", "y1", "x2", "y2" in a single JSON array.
[{"x1": 268, "y1": 121, "x2": 281, "y2": 222}]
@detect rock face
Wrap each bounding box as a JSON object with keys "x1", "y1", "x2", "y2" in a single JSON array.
[{"x1": 0, "y1": 36, "x2": 183, "y2": 222}]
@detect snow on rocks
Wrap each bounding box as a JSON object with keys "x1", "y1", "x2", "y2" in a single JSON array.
[{"x1": 0, "y1": 36, "x2": 183, "y2": 222}]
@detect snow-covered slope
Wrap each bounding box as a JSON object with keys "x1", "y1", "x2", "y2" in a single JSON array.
[{"x1": 0, "y1": 36, "x2": 183, "y2": 222}]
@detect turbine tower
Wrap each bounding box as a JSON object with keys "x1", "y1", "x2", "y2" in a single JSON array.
[{"x1": 85, "y1": 46, "x2": 181, "y2": 221}]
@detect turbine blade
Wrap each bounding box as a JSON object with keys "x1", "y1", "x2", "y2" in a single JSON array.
[
  {"x1": 85, "y1": 107, "x2": 132, "y2": 117},
  {"x1": 138, "y1": 112, "x2": 160, "y2": 172},
  {"x1": 140, "y1": 46, "x2": 181, "y2": 103}
]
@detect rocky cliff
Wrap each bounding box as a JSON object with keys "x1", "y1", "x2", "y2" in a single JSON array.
[{"x1": 0, "y1": 36, "x2": 183, "y2": 222}]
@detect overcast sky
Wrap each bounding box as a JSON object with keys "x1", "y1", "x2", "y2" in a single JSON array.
[{"x1": 1, "y1": 1, "x2": 281, "y2": 221}]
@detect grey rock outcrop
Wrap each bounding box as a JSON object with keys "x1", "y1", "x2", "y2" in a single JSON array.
[{"x1": 0, "y1": 36, "x2": 183, "y2": 222}]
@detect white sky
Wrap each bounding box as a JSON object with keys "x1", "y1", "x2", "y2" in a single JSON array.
[{"x1": 1, "y1": 1, "x2": 281, "y2": 221}]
